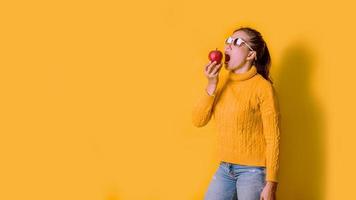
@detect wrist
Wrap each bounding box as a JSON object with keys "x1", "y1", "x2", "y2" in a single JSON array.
[
  {"x1": 206, "y1": 87, "x2": 216, "y2": 96},
  {"x1": 265, "y1": 181, "x2": 278, "y2": 191},
  {"x1": 207, "y1": 78, "x2": 218, "y2": 85}
]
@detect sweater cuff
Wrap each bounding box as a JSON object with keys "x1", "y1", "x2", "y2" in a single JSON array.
[
  {"x1": 200, "y1": 90, "x2": 216, "y2": 107},
  {"x1": 266, "y1": 167, "x2": 279, "y2": 182}
]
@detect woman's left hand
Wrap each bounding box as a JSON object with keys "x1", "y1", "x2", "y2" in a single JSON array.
[{"x1": 260, "y1": 181, "x2": 278, "y2": 200}]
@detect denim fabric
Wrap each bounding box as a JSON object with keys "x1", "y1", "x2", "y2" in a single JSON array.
[{"x1": 204, "y1": 161, "x2": 266, "y2": 200}]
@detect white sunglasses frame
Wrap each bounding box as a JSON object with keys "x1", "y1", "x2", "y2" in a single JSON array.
[
  {"x1": 225, "y1": 36, "x2": 257, "y2": 61},
  {"x1": 225, "y1": 37, "x2": 254, "y2": 51}
]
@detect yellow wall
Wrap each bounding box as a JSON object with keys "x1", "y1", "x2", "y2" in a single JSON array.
[{"x1": 1, "y1": 0, "x2": 355, "y2": 199}]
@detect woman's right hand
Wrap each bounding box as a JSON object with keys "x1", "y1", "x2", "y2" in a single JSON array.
[
  {"x1": 204, "y1": 61, "x2": 222, "y2": 96},
  {"x1": 204, "y1": 60, "x2": 222, "y2": 84}
]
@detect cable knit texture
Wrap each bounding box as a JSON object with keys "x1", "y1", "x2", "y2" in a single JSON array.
[{"x1": 192, "y1": 65, "x2": 281, "y2": 182}]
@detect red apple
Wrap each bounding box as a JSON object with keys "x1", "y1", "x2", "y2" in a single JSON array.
[{"x1": 208, "y1": 48, "x2": 223, "y2": 64}]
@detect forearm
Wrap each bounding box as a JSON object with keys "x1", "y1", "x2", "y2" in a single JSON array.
[{"x1": 192, "y1": 83, "x2": 218, "y2": 127}]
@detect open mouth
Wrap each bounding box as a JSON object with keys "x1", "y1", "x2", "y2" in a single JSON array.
[{"x1": 224, "y1": 53, "x2": 230, "y2": 63}]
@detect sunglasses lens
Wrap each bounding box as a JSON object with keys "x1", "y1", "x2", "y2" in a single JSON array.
[
  {"x1": 225, "y1": 37, "x2": 231, "y2": 44},
  {"x1": 225, "y1": 37, "x2": 245, "y2": 47},
  {"x1": 234, "y1": 38, "x2": 242, "y2": 46}
]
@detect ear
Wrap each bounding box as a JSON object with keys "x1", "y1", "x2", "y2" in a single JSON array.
[{"x1": 247, "y1": 51, "x2": 257, "y2": 61}]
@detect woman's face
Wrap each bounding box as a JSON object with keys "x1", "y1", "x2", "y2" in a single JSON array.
[{"x1": 224, "y1": 31, "x2": 255, "y2": 71}]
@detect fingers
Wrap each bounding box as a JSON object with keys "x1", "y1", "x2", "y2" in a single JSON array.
[
  {"x1": 205, "y1": 61, "x2": 221, "y2": 76},
  {"x1": 211, "y1": 63, "x2": 222, "y2": 75},
  {"x1": 208, "y1": 61, "x2": 217, "y2": 74},
  {"x1": 205, "y1": 61, "x2": 216, "y2": 74}
]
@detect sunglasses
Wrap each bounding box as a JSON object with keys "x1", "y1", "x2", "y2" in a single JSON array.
[
  {"x1": 225, "y1": 36, "x2": 255, "y2": 51},
  {"x1": 225, "y1": 36, "x2": 257, "y2": 61}
]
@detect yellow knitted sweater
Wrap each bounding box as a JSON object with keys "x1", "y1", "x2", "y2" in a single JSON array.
[{"x1": 192, "y1": 65, "x2": 281, "y2": 182}]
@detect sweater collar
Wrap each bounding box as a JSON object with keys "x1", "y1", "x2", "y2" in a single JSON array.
[{"x1": 228, "y1": 65, "x2": 257, "y2": 81}]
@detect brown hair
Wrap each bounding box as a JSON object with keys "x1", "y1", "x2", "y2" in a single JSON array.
[{"x1": 233, "y1": 27, "x2": 273, "y2": 83}]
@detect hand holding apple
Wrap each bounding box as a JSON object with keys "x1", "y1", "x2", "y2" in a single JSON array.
[
  {"x1": 206, "y1": 48, "x2": 223, "y2": 81},
  {"x1": 204, "y1": 60, "x2": 221, "y2": 96},
  {"x1": 204, "y1": 60, "x2": 222, "y2": 84},
  {"x1": 202, "y1": 48, "x2": 223, "y2": 96}
]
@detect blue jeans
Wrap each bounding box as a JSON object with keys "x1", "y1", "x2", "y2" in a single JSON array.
[{"x1": 204, "y1": 161, "x2": 266, "y2": 200}]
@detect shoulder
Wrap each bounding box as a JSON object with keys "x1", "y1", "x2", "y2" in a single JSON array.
[
  {"x1": 253, "y1": 74, "x2": 279, "y2": 101},
  {"x1": 253, "y1": 74, "x2": 274, "y2": 91}
]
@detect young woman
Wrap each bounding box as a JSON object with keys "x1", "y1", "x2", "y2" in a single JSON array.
[{"x1": 192, "y1": 27, "x2": 281, "y2": 200}]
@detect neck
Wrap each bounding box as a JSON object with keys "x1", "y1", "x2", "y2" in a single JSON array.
[
  {"x1": 228, "y1": 65, "x2": 257, "y2": 81},
  {"x1": 232, "y1": 62, "x2": 253, "y2": 74}
]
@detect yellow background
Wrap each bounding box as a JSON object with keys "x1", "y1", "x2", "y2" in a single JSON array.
[{"x1": 0, "y1": 0, "x2": 355, "y2": 199}]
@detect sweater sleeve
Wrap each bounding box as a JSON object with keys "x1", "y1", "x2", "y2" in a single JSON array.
[
  {"x1": 192, "y1": 72, "x2": 229, "y2": 127},
  {"x1": 191, "y1": 88, "x2": 217, "y2": 127},
  {"x1": 259, "y1": 82, "x2": 281, "y2": 182}
]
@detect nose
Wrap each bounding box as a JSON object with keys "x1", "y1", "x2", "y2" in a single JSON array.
[{"x1": 224, "y1": 44, "x2": 231, "y2": 52}]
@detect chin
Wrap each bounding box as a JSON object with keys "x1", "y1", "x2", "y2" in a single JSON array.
[
  {"x1": 229, "y1": 62, "x2": 243, "y2": 71},
  {"x1": 224, "y1": 61, "x2": 236, "y2": 71}
]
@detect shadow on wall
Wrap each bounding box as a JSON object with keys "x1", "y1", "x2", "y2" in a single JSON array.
[
  {"x1": 274, "y1": 42, "x2": 326, "y2": 200},
  {"x1": 105, "y1": 191, "x2": 122, "y2": 200}
]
